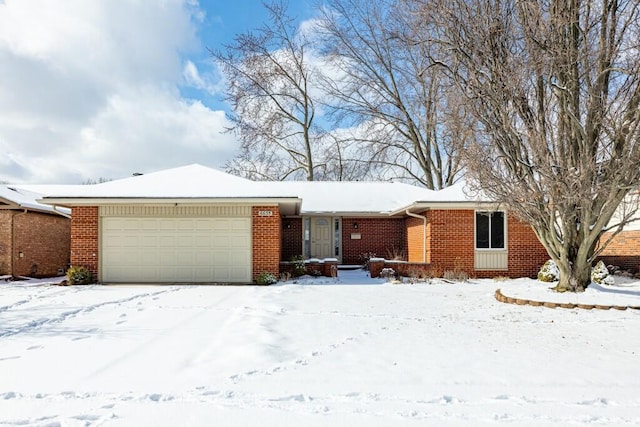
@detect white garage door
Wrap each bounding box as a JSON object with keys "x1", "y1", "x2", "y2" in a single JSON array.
[{"x1": 101, "y1": 217, "x2": 252, "y2": 283}]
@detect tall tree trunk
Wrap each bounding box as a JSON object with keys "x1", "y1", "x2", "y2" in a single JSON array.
[{"x1": 554, "y1": 256, "x2": 591, "y2": 293}]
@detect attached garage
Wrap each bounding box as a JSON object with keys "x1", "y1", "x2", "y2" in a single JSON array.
[
  {"x1": 39, "y1": 164, "x2": 300, "y2": 284},
  {"x1": 100, "y1": 205, "x2": 252, "y2": 283}
]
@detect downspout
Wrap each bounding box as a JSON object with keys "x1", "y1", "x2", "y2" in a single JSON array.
[
  {"x1": 11, "y1": 209, "x2": 28, "y2": 277},
  {"x1": 406, "y1": 210, "x2": 427, "y2": 263}
]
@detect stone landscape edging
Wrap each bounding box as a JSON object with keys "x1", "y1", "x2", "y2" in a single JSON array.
[{"x1": 494, "y1": 288, "x2": 640, "y2": 311}]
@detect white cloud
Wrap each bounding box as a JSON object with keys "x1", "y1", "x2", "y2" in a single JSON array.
[{"x1": 0, "y1": 0, "x2": 237, "y2": 183}]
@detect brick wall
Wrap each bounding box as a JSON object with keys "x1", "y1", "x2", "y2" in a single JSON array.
[
  {"x1": 428, "y1": 210, "x2": 476, "y2": 274},
  {"x1": 425, "y1": 209, "x2": 548, "y2": 278},
  {"x1": 505, "y1": 215, "x2": 550, "y2": 278},
  {"x1": 341, "y1": 217, "x2": 406, "y2": 265},
  {"x1": 0, "y1": 210, "x2": 70, "y2": 277},
  {"x1": 70, "y1": 206, "x2": 99, "y2": 279},
  {"x1": 13, "y1": 211, "x2": 71, "y2": 277},
  {"x1": 596, "y1": 230, "x2": 640, "y2": 272},
  {"x1": 0, "y1": 210, "x2": 14, "y2": 275},
  {"x1": 281, "y1": 217, "x2": 302, "y2": 261},
  {"x1": 252, "y1": 206, "x2": 281, "y2": 281}
]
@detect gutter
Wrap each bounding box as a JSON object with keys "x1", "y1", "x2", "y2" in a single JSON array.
[
  {"x1": 52, "y1": 205, "x2": 71, "y2": 219},
  {"x1": 405, "y1": 210, "x2": 427, "y2": 263}
]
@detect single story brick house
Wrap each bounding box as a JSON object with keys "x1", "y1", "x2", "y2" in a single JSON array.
[
  {"x1": 0, "y1": 185, "x2": 71, "y2": 278},
  {"x1": 37, "y1": 164, "x2": 561, "y2": 284}
]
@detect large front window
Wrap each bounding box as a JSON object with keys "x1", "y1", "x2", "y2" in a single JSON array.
[{"x1": 475, "y1": 211, "x2": 505, "y2": 249}]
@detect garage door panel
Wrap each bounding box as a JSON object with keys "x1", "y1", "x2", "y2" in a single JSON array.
[
  {"x1": 229, "y1": 236, "x2": 250, "y2": 248},
  {"x1": 102, "y1": 216, "x2": 251, "y2": 283},
  {"x1": 139, "y1": 236, "x2": 157, "y2": 247}
]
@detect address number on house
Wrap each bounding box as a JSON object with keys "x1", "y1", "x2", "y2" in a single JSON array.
[{"x1": 258, "y1": 210, "x2": 273, "y2": 217}]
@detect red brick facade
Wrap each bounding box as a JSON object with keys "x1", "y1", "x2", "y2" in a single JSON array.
[
  {"x1": 252, "y1": 206, "x2": 281, "y2": 281},
  {"x1": 341, "y1": 217, "x2": 406, "y2": 264},
  {"x1": 68, "y1": 205, "x2": 639, "y2": 282},
  {"x1": 70, "y1": 206, "x2": 99, "y2": 280},
  {"x1": 0, "y1": 210, "x2": 70, "y2": 277},
  {"x1": 281, "y1": 217, "x2": 302, "y2": 261},
  {"x1": 0, "y1": 210, "x2": 12, "y2": 275},
  {"x1": 596, "y1": 230, "x2": 640, "y2": 272},
  {"x1": 413, "y1": 209, "x2": 549, "y2": 278}
]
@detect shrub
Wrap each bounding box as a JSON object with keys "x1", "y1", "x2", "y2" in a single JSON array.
[
  {"x1": 443, "y1": 257, "x2": 469, "y2": 282},
  {"x1": 443, "y1": 269, "x2": 469, "y2": 282},
  {"x1": 385, "y1": 247, "x2": 406, "y2": 261},
  {"x1": 537, "y1": 260, "x2": 559, "y2": 282},
  {"x1": 380, "y1": 268, "x2": 396, "y2": 280},
  {"x1": 66, "y1": 266, "x2": 92, "y2": 285},
  {"x1": 279, "y1": 272, "x2": 292, "y2": 282},
  {"x1": 256, "y1": 272, "x2": 278, "y2": 285},
  {"x1": 592, "y1": 260, "x2": 615, "y2": 285},
  {"x1": 359, "y1": 252, "x2": 377, "y2": 271},
  {"x1": 290, "y1": 255, "x2": 306, "y2": 277}
]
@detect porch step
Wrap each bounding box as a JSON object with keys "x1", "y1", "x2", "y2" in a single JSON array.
[{"x1": 337, "y1": 265, "x2": 363, "y2": 271}]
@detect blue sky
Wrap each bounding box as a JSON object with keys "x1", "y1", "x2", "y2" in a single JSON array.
[
  {"x1": 0, "y1": 0, "x2": 315, "y2": 184},
  {"x1": 183, "y1": 1, "x2": 315, "y2": 111}
]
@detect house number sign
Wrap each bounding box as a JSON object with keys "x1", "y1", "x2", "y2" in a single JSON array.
[{"x1": 258, "y1": 210, "x2": 273, "y2": 217}]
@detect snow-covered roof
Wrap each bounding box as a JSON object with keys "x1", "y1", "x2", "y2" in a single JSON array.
[
  {"x1": 0, "y1": 185, "x2": 71, "y2": 217},
  {"x1": 417, "y1": 180, "x2": 484, "y2": 203},
  {"x1": 277, "y1": 181, "x2": 438, "y2": 214},
  {"x1": 39, "y1": 164, "x2": 489, "y2": 215}
]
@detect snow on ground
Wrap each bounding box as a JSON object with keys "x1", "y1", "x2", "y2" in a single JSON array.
[{"x1": 1, "y1": 271, "x2": 640, "y2": 426}]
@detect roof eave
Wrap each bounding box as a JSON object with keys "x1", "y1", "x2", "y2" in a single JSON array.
[
  {"x1": 390, "y1": 201, "x2": 501, "y2": 216},
  {"x1": 39, "y1": 196, "x2": 302, "y2": 209}
]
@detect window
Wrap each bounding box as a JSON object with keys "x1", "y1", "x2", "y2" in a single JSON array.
[
  {"x1": 475, "y1": 211, "x2": 505, "y2": 249},
  {"x1": 334, "y1": 218, "x2": 341, "y2": 257},
  {"x1": 303, "y1": 217, "x2": 311, "y2": 258}
]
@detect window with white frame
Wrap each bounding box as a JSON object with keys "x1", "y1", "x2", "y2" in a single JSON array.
[{"x1": 475, "y1": 211, "x2": 505, "y2": 249}]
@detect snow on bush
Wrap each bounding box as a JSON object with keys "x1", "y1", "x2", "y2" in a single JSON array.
[
  {"x1": 256, "y1": 272, "x2": 278, "y2": 285},
  {"x1": 537, "y1": 260, "x2": 559, "y2": 282},
  {"x1": 591, "y1": 260, "x2": 615, "y2": 286},
  {"x1": 380, "y1": 268, "x2": 395, "y2": 280},
  {"x1": 66, "y1": 266, "x2": 92, "y2": 285}
]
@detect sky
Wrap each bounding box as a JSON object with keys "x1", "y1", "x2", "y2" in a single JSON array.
[{"x1": 0, "y1": 0, "x2": 315, "y2": 184}]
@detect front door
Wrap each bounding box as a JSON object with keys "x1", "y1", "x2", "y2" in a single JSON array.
[{"x1": 310, "y1": 217, "x2": 332, "y2": 259}]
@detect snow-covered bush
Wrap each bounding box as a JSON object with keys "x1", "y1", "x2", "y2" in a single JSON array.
[
  {"x1": 256, "y1": 272, "x2": 278, "y2": 285},
  {"x1": 591, "y1": 260, "x2": 615, "y2": 285},
  {"x1": 66, "y1": 266, "x2": 92, "y2": 285},
  {"x1": 289, "y1": 255, "x2": 306, "y2": 277},
  {"x1": 537, "y1": 260, "x2": 559, "y2": 282},
  {"x1": 380, "y1": 268, "x2": 395, "y2": 280}
]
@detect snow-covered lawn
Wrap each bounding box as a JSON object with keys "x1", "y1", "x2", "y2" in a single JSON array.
[{"x1": 1, "y1": 271, "x2": 640, "y2": 426}]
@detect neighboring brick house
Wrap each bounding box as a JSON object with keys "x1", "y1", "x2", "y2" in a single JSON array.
[
  {"x1": 0, "y1": 186, "x2": 71, "y2": 278},
  {"x1": 39, "y1": 164, "x2": 562, "y2": 284}
]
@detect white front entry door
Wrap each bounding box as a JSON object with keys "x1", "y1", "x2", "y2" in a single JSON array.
[{"x1": 310, "y1": 217, "x2": 332, "y2": 259}]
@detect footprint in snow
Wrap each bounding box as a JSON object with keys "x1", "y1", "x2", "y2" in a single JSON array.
[
  {"x1": 0, "y1": 355, "x2": 21, "y2": 361},
  {"x1": 2, "y1": 391, "x2": 18, "y2": 400}
]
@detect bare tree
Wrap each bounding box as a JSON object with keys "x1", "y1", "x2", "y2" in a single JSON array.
[
  {"x1": 316, "y1": 0, "x2": 469, "y2": 189},
  {"x1": 420, "y1": 0, "x2": 640, "y2": 291},
  {"x1": 212, "y1": 0, "x2": 325, "y2": 181}
]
